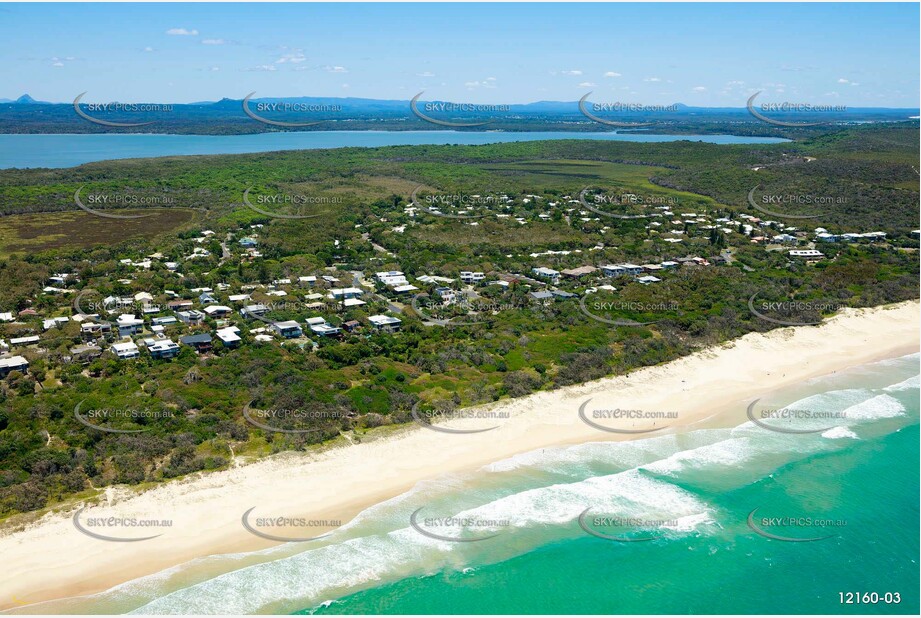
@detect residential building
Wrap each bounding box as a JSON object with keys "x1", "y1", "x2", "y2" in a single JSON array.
[
  {"x1": 0, "y1": 355, "x2": 29, "y2": 377},
  {"x1": 116, "y1": 314, "x2": 144, "y2": 337},
  {"x1": 273, "y1": 320, "x2": 304, "y2": 338},
  {"x1": 148, "y1": 339, "x2": 180, "y2": 359},
  {"x1": 111, "y1": 341, "x2": 140, "y2": 360},
  {"x1": 216, "y1": 326, "x2": 242, "y2": 348},
  {"x1": 368, "y1": 314, "x2": 402, "y2": 332},
  {"x1": 180, "y1": 333, "x2": 213, "y2": 353}
]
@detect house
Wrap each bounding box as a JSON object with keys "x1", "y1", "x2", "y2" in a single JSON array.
[
  {"x1": 532, "y1": 267, "x2": 561, "y2": 282},
  {"x1": 550, "y1": 290, "x2": 577, "y2": 299},
  {"x1": 305, "y1": 317, "x2": 339, "y2": 337},
  {"x1": 203, "y1": 305, "x2": 232, "y2": 318},
  {"x1": 561, "y1": 266, "x2": 597, "y2": 279},
  {"x1": 43, "y1": 317, "x2": 69, "y2": 330},
  {"x1": 69, "y1": 344, "x2": 102, "y2": 364},
  {"x1": 816, "y1": 233, "x2": 840, "y2": 242},
  {"x1": 789, "y1": 249, "x2": 824, "y2": 259},
  {"x1": 343, "y1": 320, "x2": 361, "y2": 333},
  {"x1": 435, "y1": 287, "x2": 458, "y2": 304},
  {"x1": 392, "y1": 284, "x2": 419, "y2": 294},
  {"x1": 228, "y1": 294, "x2": 251, "y2": 304},
  {"x1": 176, "y1": 310, "x2": 205, "y2": 325},
  {"x1": 151, "y1": 316, "x2": 178, "y2": 327},
  {"x1": 9, "y1": 335, "x2": 40, "y2": 346},
  {"x1": 148, "y1": 339, "x2": 180, "y2": 359},
  {"x1": 376, "y1": 271, "x2": 409, "y2": 287},
  {"x1": 216, "y1": 326, "x2": 242, "y2": 348},
  {"x1": 368, "y1": 314, "x2": 402, "y2": 333},
  {"x1": 81, "y1": 322, "x2": 112, "y2": 339},
  {"x1": 0, "y1": 312, "x2": 14, "y2": 322},
  {"x1": 341, "y1": 298, "x2": 366, "y2": 309},
  {"x1": 273, "y1": 320, "x2": 304, "y2": 338},
  {"x1": 600, "y1": 264, "x2": 627, "y2": 277},
  {"x1": 0, "y1": 355, "x2": 29, "y2": 378},
  {"x1": 459, "y1": 271, "x2": 486, "y2": 284},
  {"x1": 180, "y1": 333, "x2": 213, "y2": 354},
  {"x1": 111, "y1": 341, "x2": 140, "y2": 360},
  {"x1": 329, "y1": 287, "x2": 364, "y2": 300},
  {"x1": 241, "y1": 304, "x2": 268, "y2": 318},
  {"x1": 199, "y1": 292, "x2": 218, "y2": 304},
  {"x1": 660, "y1": 261, "x2": 679, "y2": 269},
  {"x1": 299, "y1": 275, "x2": 317, "y2": 285},
  {"x1": 641, "y1": 264, "x2": 663, "y2": 273},
  {"x1": 116, "y1": 314, "x2": 144, "y2": 337},
  {"x1": 530, "y1": 291, "x2": 554, "y2": 301},
  {"x1": 637, "y1": 275, "x2": 661, "y2": 284},
  {"x1": 239, "y1": 237, "x2": 258, "y2": 248}
]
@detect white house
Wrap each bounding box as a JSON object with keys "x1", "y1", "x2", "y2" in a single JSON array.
[
  {"x1": 368, "y1": 315, "x2": 402, "y2": 332},
  {"x1": 0, "y1": 355, "x2": 29, "y2": 377},
  {"x1": 111, "y1": 341, "x2": 140, "y2": 359}
]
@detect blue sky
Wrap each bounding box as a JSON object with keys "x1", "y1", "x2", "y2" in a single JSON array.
[{"x1": 2, "y1": 2, "x2": 918, "y2": 106}]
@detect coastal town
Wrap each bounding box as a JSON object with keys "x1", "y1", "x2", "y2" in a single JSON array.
[{"x1": 0, "y1": 189, "x2": 902, "y2": 380}]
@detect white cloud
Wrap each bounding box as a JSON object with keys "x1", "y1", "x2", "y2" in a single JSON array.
[
  {"x1": 603, "y1": 71, "x2": 621, "y2": 78},
  {"x1": 561, "y1": 70, "x2": 583, "y2": 76},
  {"x1": 326, "y1": 65, "x2": 348, "y2": 73},
  {"x1": 202, "y1": 39, "x2": 225, "y2": 45},
  {"x1": 144, "y1": 46, "x2": 155, "y2": 53},
  {"x1": 165, "y1": 28, "x2": 198, "y2": 36},
  {"x1": 246, "y1": 65, "x2": 277, "y2": 72},
  {"x1": 578, "y1": 82, "x2": 597, "y2": 88},
  {"x1": 416, "y1": 71, "x2": 435, "y2": 77},
  {"x1": 837, "y1": 78, "x2": 850, "y2": 84},
  {"x1": 692, "y1": 86, "x2": 707, "y2": 92},
  {"x1": 276, "y1": 52, "x2": 307, "y2": 64},
  {"x1": 850, "y1": 82, "x2": 860, "y2": 87},
  {"x1": 210, "y1": 66, "x2": 220, "y2": 72},
  {"x1": 52, "y1": 61, "x2": 64, "y2": 67},
  {"x1": 643, "y1": 77, "x2": 662, "y2": 82}
]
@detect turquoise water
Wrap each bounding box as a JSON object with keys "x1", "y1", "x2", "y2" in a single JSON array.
[
  {"x1": 18, "y1": 354, "x2": 918, "y2": 615},
  {"x1": 0, "y1": 131, "x2": 789, "y2": 169}
]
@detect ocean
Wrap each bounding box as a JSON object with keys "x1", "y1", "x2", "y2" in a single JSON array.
[
  {"x1": 18, "y1": 353, "x2": 919, "y2": 615},
  {"x1": 0, "y1": 131, "x2": 789, "y2": 169}
]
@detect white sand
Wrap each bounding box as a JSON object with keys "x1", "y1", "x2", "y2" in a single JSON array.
[{"x1": 1, "y1": 300, "x2": 918, "y2": 610}]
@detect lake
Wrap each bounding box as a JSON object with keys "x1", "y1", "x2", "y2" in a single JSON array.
[{"x1": 0, "y1": 131, "x2": 789, "y2": 169}]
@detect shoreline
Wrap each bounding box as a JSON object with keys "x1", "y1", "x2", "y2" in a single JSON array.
[{"x1": 1, "y1": 300, "x2": 918, "y2": 611}]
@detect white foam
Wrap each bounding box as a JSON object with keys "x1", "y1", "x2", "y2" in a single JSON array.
[
  {"x1": 883, "y1": 374, "x2": 920, "y2": 392},
  {"x1": 840, "y1": 393, "x2": 905, "y2": 421},
  {"x1": 821, "y1": 426, "x2": 858, "y2": 440}
]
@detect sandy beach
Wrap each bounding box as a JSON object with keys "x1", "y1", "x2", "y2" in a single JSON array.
[{"x1": 2, "y1": 300, "x2": 918, "y2": 611}]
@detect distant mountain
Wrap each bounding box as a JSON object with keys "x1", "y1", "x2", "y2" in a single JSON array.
[{"x1": 8, "y1": 94, "x2": 52, "y2": 105}]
